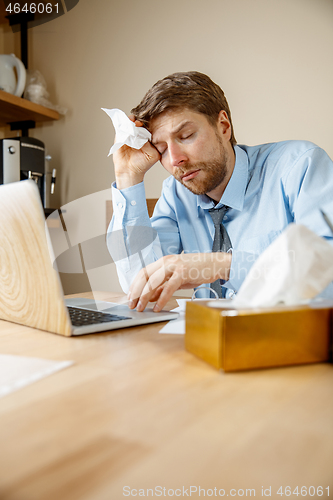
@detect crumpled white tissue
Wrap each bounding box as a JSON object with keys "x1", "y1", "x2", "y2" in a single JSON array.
[
  {"x1": 102, "y1": 108, "x2": 151, "y2": 156},
  {"x1": 233, "y1": 224, "x2": 333, "y2": 308}
]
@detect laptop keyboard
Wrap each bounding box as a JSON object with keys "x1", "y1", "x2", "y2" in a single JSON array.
[{"x1": 67, "y1": 306, "x2": 131, "y2": 327}]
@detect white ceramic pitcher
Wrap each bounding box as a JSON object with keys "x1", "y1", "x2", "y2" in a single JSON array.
[{"x1": 0, "y1": 54, "x2": 26, "y2": 97}]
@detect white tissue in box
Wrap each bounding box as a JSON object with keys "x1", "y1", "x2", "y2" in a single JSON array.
[
  {"x1": 234, "y1": 223, "x2": 333, "y2": 308},
  {"x1": 102, "y1": 108, "x2": 151, "y2": 156}
]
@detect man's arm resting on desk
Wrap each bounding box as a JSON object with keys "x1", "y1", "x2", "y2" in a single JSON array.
[
  {"x1": 109, "y1": 181, "x2": 261, "y2": 303},
  {"x1": 128, "y1": 251, "x2": 233, "y2": 312}
]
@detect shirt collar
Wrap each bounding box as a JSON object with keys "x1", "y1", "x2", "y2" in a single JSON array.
[{"x1": 197, "y1": 145, "x2": 249, "y2": 213}]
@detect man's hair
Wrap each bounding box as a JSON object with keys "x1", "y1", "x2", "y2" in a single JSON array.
[{"x1": 131, "y1": 71, "x2": 236, "y2": 145}]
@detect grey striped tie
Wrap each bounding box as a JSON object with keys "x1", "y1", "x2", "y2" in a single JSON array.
[{"x1": 209, "y1": 206, "x2": 232, "y2": 298}]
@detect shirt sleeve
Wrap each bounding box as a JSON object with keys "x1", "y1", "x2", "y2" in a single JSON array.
[
  {"x1": 284, "y1": 144, "x2": 333, "y2": 244},
  {"x1": 107, "y1": 181, "x2": 181, "y2": 293}
]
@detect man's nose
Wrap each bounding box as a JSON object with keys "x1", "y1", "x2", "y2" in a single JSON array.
[{"x1": 168, "y1": 143, "x2": 188, "y2": 167}]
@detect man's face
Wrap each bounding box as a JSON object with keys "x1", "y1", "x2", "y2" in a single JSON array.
[{"x1": 150, "y1": 108, "x2": 235, "y2": 200}]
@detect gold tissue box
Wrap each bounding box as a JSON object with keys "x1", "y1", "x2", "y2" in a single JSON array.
[{"x1": 185, "y1": 301, "x2": 332, "y2": 372}]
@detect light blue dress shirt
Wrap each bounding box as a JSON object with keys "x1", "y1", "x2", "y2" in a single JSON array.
[{"x1": 108, "y1": 140, "x2": 333, "y2": 298}]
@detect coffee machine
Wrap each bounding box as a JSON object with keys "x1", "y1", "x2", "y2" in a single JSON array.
[{"x1": 0, "y1": 137, "x2": 56, "y2": 209}]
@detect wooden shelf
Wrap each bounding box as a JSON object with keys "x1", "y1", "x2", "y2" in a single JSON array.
[
  {"x1": 0, "y1": 89, "x2": 60, "y2": 126},
  {"x1": 0, "y1": 5, "x2": 61, "y2": 131}
]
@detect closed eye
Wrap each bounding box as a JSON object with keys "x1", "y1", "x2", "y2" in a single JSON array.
[{"x1": 181, "y1": 133, "x2": 194, "y2": 141}]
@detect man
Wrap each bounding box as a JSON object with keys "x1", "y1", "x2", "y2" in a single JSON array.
[{"x1": 107, "y1": 71, "x2": 333, "y2": 312}]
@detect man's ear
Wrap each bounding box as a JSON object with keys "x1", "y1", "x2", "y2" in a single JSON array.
[{"x1": 217, "y1": 110, "x2": 232, "y2": 141}]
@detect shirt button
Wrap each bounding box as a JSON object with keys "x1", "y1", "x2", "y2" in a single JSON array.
[
  {"x1": 117, "y1": 203, "x2": 123, "y2": 209},
  {"x1": 223, "y1": 215, "x2": 228, "y2": 221},
  {"x1": 130, "y1": 200, "x2": 136, "y2": 206}
]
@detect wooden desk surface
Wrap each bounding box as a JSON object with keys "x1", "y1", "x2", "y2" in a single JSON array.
[{"x1": 0, "y1": 292, "x2": 332, "y2": 500}]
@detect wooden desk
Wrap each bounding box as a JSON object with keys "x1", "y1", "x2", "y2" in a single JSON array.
[{"x1": 0, "y1": 292, "x2": 332, "y2": 500}]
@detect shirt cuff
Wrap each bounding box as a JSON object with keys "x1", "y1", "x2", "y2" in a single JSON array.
[{"x1": 111, "y1": 181, "x2": 148, "y2": 221}]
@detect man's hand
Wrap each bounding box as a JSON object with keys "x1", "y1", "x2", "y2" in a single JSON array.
[
  {"x1": 127, "y1": 252, "x2": 232, "y2": 312},
  {"x1": 113, "y1": 116, "x2": 161, "y2": 190}
]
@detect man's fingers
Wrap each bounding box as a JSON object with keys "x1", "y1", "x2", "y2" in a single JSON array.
[
  {"x1": 128, "y1": 267, "x2": 152, "y2": 309},
  {"x1": 149, "y1": 285, "x2": 165, "y2": 302},
  {"x1": 135, "y1": 266, "x2": 168, "y2": 312},
  {"x1": 141, "y1": 266, "x2": 168, "y2": 296},
  {"x1": 129, "y1": 261, "x2": 164, "y2": 300},
  {"x1": 141, "y1": 141, "x2": 161, "y2": 163},
  {"x1": 128, "y1": 259, "x2": 170, "y2": 311},
  {"x1": 129, "y1": 114, "x2": 144, "y2": 127},
  {"x1": 129, "y1": 283, "x2": 164, "y2": 312},
  {"x1": 153, "y1": 272, "x2": 183, "y2": 312}
]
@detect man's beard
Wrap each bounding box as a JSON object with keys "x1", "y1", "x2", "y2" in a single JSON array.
[{"x1": 174, "y1": 138, "x2": 229, "y2": 196}]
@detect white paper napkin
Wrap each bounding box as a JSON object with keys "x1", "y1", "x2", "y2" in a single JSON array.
[
  {"x1": 102, "y1": 108, "x2": 151, "y2": 156},
  {"x1": 232, "y1": 224, "x2": 333, "y2": 308}
]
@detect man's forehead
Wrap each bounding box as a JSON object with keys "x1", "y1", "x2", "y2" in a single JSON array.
[{"x1": 150, "y1": 108, "x2": 209, "y2": 141}]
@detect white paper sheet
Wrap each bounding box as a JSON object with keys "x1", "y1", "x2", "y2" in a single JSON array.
[{"x1": 0, "y1": 354, "x2": 73, "y2": 398}]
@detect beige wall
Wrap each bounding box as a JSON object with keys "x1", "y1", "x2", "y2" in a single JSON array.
[{"x1": 1, "y1": 0, "x2": 333, "y2": 293}]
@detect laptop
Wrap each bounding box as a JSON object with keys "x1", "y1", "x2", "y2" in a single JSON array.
[{"x1": 0, "y1": 180, "x2": 177, "y2": 336}]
